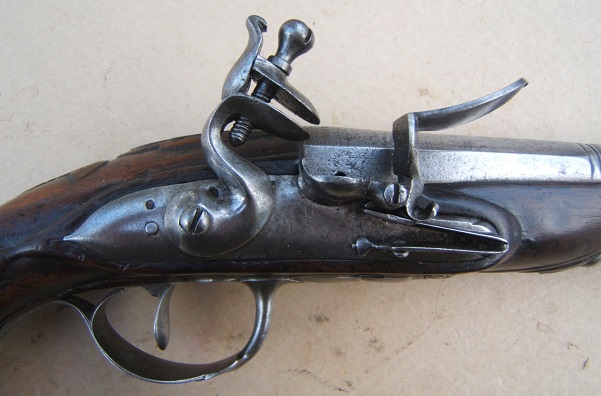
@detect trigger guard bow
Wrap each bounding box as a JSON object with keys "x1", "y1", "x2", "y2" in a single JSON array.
[{"x1": 57, "y1": 281, "x2": 281, "y2": 383}]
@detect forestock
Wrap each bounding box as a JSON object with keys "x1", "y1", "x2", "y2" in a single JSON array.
[{"x1": 1, "y1": 15, "x2": 600, "y2": 383}]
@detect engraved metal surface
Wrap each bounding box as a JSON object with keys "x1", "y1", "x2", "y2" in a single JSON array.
[
  {"x1": 65, "y1": 133, "x2": 599, "y2": 263},
  {"x1": 21, "y1": 13, "x2": 601, "y2": 385}
]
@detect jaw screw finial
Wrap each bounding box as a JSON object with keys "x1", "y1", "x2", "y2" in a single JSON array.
[{"x1": 229, "y1": 19, "x2": 315, "y2": 147}]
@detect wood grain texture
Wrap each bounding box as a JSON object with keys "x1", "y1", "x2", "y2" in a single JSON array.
[
  {"x1": 2, "y1": 128, "x2": 601, "y2": 333},
  {"x1": 0, "y1": 133, "x2": 299, "y2": 327},
  {"x1": 1, "y1": 2, "x2": 600, "y2": 394}
]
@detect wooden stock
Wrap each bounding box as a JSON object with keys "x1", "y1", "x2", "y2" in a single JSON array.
[
  {"x1": 0, "y1": 133, "x2": 298, "y2": 328},
  {"x1": 1, "y1": 131, "x2": 600, "y2": 330}
]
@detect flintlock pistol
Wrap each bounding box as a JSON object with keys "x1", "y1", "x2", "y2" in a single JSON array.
[{"x1": 1, "y1": 16, "x2": 599, "y2": 382}]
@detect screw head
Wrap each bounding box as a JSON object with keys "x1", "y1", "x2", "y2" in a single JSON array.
[
  {"x1": 144, "y1": 221, "x2": 159, "y2": 235},
  {"x1": 383, "y1": 183, "x2": 407, "y2": 207},
  {"x1": 179, "y1": 206, "x2": 211, "y2": 235}
]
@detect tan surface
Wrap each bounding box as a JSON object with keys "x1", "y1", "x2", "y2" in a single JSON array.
[{"x1": 1, "y1": 1, "x2": 601, "y2": 395}]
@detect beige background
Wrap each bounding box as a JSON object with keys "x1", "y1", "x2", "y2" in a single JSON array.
[{"x1": 1, "y1": 1, "x2": 601, "y2": 395}]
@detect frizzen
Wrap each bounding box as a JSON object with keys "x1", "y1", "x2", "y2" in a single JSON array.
[{"x1": 0, "y1": 16, "x2": 599, "y2": 382}]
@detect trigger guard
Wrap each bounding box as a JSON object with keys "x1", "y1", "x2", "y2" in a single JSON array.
[{"x1": 58, "y1": 281, "x2": 281, "y2": 383}]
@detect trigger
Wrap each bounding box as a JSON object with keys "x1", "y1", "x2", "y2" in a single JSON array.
[{"x1": 144, "y1": 284, "x2": 175, "y2": 350}]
